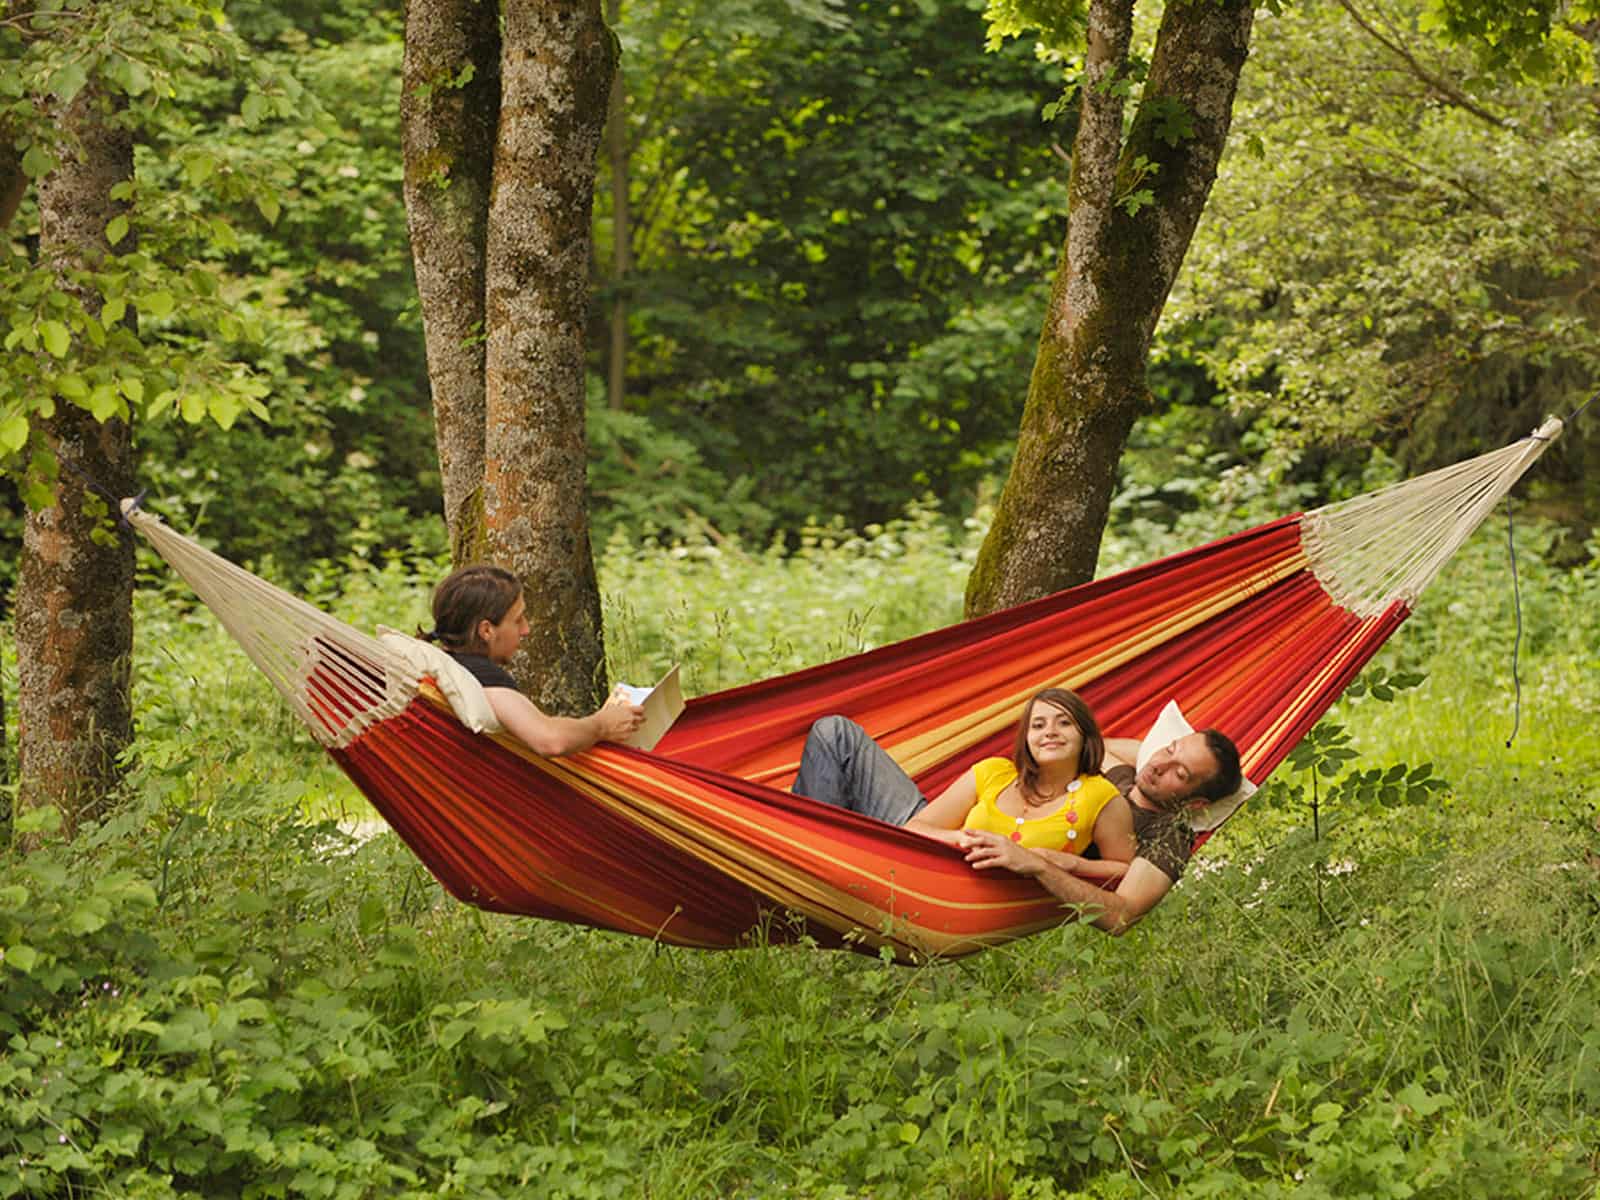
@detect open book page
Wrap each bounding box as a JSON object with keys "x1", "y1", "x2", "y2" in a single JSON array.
[{"x1": 615, "y1": 664, "x2": 685, "y2": 751}]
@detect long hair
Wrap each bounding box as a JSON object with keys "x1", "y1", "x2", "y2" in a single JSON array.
[
  {"x1": 1011, "y1": 687, "x2": 1104, "y2": 797},
  {"x1": 422, "y1": 565, "x2": 522, "y2": 655}
]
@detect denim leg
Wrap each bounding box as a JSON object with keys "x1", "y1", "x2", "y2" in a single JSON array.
[{"x1": 791, "y1": 716, "x2": 927, "y2": 825}]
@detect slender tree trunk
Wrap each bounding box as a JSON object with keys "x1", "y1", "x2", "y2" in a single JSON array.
[
  {"x1": 16, "y1": 83, "x2": 135, "y2": 836},
  {"x1": 483, "y1": 0, "x2": 617, "y2": 713},
  {"x1": 604, "y1": 0, "x2": 630, "y2": 410},
  {"x1": 401, "y1": 0, "x2": 500, "y2": 564},
  {"x1": 965, "y1": 0, "x2": 1256, "y2": 617},
  {"x1": 0, "y1": 147, "x2": 24, "y2": 231}
]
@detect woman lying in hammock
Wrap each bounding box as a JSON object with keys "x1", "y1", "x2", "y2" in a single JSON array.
[
  {"x1": 794, "y1": 688, "x2": 1135, "y2": 882},
  {"x1": 421, "y1": 565, "x2": 644, "y2": 755}
]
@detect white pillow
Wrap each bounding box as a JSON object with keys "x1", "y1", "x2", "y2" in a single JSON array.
[
  {"x1": 1135, "y1": 699, "x2": 1255, "y2": 832},
  {"x1": 376, "y1": 626, "x2": 503, "y2": 734}
]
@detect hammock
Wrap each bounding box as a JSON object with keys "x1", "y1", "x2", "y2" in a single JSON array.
[{"x1": 126, "y1": 419, "x2": 1563, "y2": 961}]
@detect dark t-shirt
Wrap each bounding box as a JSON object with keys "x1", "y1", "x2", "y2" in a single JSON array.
[
  {"x1": 1104, "y1": 764, "x2": 1193, "y2": 883},
  {"x1": 448, "y1": 652, "x2": 518, "y2": 691}
]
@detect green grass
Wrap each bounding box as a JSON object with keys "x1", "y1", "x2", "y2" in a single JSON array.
[{"x1": 2, "y1": 508, "x2": 1598, "y2": 1198}]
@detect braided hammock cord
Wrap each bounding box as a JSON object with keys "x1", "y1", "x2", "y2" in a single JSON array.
[
  {"x1": 124, "y1": 502, "x2": 418, "y2": 748},
  {"x1": 1301, "y1": 417, "x2": 1563, "y2": 618}
]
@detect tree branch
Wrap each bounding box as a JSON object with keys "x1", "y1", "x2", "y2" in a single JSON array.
[{"x1": 1335, "y1": 0, "x2": 1506, "y2": 129}]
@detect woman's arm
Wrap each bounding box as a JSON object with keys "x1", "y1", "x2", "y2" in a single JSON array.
[
  {"x1": 484, "y1": 687, "x2": 643, "y2": 757},
  {"x1": 904, "y1": 771, "x2": 979, "y2": 846}
]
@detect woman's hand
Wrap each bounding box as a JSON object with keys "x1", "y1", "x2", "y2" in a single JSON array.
[
  {"x1": 958, "y1": 829, "x2": 1044, "y2": 877},
  {"x1": 594, "y1": 689, "x2": 645, "y2": 743}
]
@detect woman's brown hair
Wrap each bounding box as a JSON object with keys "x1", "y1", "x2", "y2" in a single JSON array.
[{"x1": 421, "y1": 565, "x2": 522, "y2": 655}]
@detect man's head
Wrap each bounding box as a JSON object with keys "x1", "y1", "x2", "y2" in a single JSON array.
[{"x1": 1135, "y1": 728, "x2": 1242, "y2": 810}]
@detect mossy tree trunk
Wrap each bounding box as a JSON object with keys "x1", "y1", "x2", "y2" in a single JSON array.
[
  {"x1": 401, "y1": 0, "x2": 499, "y2": 566},
  {"x1": 482, "y1": 0, "x2": 616, "y2": 714},
  {"x1": 403, "y1": 0, "x2": 617, "y2": 713},
  {"x1": 965, "y1": 0, "x2": 1256, "y2": 617},
  {"x1": 15, "y1": 83, "x2": 135, "y2": 836}
]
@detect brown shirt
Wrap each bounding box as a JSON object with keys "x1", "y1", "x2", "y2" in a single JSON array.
[{"x1": 1104, "y1": 764, "x2": 1193, "y2": 883}]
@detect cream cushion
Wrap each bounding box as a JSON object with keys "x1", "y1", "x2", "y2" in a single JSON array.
[{"x1": 376, "y1": 626, "x2": 503, "y2": 734}]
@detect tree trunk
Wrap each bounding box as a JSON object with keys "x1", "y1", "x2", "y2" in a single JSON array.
[
  {"x1": 16, "y1": 83, "x2": 135, "y2": 837},
  {"x1": 482, "y1": 0, "x2": 617, "y2": 713},
  {"x1": 0, "y1": 146, "x2": 24, "y2": 231},
  {"x1": 603, "y1": 0, "x2": 630, "y2": 411},
  {"x1": 965, "y1": 0, "x2": 1256, "y2": 617},
  {"x1": 401, "y1": 0, "x2": 500, "y2": 564}
]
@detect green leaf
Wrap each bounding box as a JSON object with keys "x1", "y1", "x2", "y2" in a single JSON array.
[
  {"x1": 179, "y1": 392, "x2": 206, "y2": 423},
  {"x1": 140, "y1": 291, "x2": 176, "y2": 320},
  {"x1": 256, "y1": 194, "x2": 281, "y2": 225},
  {"x1": 50, "y1": 61, "x2": 89, "y2": 103},
  {"x1": 0, "y1": 414, "x2": 29, "y2": 453},
  {"x1": 3, "y1": 945, "x2": 40, "y2": 974},
  {"x1": 20, "y1": 144, "x2": 54, "y2": 179},
  {"x1": 102, "y1": 296, "x2": 127, "y2": 326},
  {"x1": 207, "y1": 391, "x2": 242, "y2": 430},
  {"x1": 119, "y1": 376, "x2": 145, "y2": 404},
  {"x1": 40, "y1": 320, "x2": 70, "y2": 358},
  {"x1": 106, "y1": 214, "x2": 130, "y2": 246},
  {"x1": 15, "y1": 805, "x2": 60, "y2": 835},
  {"x1": 55, "y1": 373, "x2": 88, "y2": 400},
  {"x1": 241, "y1": 91, "x2": 268, "y2": 126},
  {"x1": 88, "y1": 384, "x2": 121, "y2": 422}
]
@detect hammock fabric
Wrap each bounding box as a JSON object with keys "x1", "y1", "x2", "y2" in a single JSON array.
[{"x1": 127, "y1": 419, "x2": 1563, "y2": 961}]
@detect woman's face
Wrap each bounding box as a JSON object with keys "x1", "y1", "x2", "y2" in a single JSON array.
[
  {"x1": 479, "y1": 595, "x2": 530, "y2": 664},
  {"x1": 1026, "y1": 700, "x2": 1083, "y2": 772}
]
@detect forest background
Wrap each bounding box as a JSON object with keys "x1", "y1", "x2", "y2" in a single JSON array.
[{"x1": 2, "y1": 0, "x2": 1599, "y2": 1195}]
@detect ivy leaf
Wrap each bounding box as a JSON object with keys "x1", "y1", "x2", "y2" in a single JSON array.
[{"x1": 39, "y1": 320, "x2": 70, "y2": 358}]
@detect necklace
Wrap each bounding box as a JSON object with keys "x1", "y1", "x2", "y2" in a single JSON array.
[{"x1": 1010, "y1": 776, "x2": 1084, "y2": 843}]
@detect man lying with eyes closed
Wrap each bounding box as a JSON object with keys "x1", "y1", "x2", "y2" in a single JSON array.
[{"x1": 960, "y1": 727, "x2": 1243, "y2": 934}]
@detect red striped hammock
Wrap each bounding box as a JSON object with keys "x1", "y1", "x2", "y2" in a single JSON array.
[{"x1": 128, "y1": 420, "x2": 1562, "y2": 960}]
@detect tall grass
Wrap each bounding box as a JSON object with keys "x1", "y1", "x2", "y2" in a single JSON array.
[{"x1": 2, "y1": 501, "x2": 1597, "y2": 1198}]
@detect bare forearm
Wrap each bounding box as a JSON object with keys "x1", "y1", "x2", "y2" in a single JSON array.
[{"x1": 1026, "y1": 860, "x2": 1132, "y2": 932}]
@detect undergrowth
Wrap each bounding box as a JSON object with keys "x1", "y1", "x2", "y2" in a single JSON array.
[{"x1": 2, "y1": 502, "x2": 1598, "y2": 1197}]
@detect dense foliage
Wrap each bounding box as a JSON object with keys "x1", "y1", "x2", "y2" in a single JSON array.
[
  {"x1": 1169, "y1": 0, "x2": 1599, "y2": 527},
  {"x1": 2, "y1": 499, "x2": 1597, "y2": 1196}
]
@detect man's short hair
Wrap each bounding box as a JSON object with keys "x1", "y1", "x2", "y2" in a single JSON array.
[{"x1": 1196, "y1": 729, "x2": 1242, "y2": 801}]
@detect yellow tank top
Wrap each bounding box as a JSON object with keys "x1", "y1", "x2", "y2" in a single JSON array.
[{"x1": 961, "y1": 758, "x2": 1118, "y2": 851}]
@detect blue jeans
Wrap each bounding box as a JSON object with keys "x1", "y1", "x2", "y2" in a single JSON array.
[{"x1": 792, "y1": 716, "x2": 928, "y2": 825}]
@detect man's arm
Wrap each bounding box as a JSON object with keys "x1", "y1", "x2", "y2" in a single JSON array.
[
  {"x1": 1102, "y1": 737, "x2": 1143, "y2": 769},
  {"x1": 961, "y1": 831, "x2": 1174, "y2": 934}
]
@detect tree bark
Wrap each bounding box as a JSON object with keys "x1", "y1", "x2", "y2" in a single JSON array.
[
  {"x1": 16, "y1": 82, "x2": 135, "y2": 837},
  {"x1": 603, "y1": 0, "x2": 630, "y2": 411},
  {"x1": 482, "y1": 0, "x2": 617, "y2": 713},
  {"x1": 401, "y1": 0, "x2": 500, "y2": 564},
  {"x1": 965, "y1": 0, "x2": 1256, "y2": 617}
]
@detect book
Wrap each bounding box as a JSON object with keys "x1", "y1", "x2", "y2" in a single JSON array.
[{"x1": 615, "y1": 664, "x2": 685, "y2": 751}]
